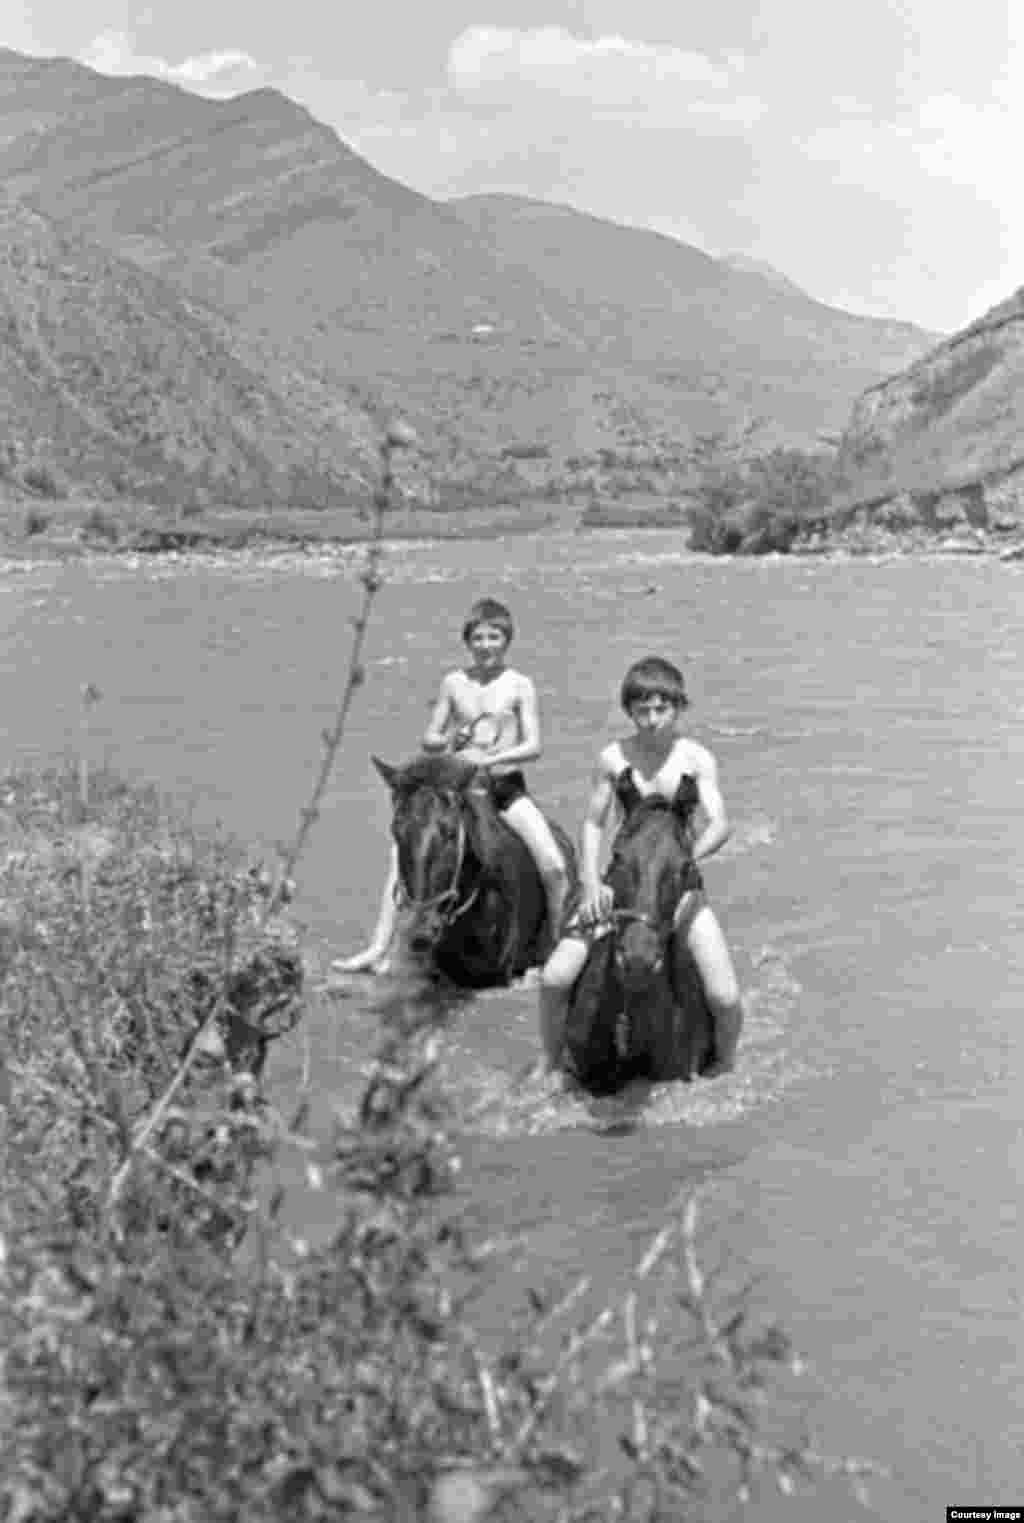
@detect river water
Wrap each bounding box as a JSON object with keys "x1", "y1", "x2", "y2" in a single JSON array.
[{"x1": 2, "y1": 532, "x2": 1021, "y2": 1516}]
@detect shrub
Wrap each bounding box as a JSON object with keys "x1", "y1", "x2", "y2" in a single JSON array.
[
  {"x1": 23, "y1": 505, "x2": 52, "y2": 537},
  {"x1": 82, "y1": 506, "x2": 122, "y2": 544},
  {"x1": 908, "y1": 343, "x2": 1000, "y2": 417},
  {"x1": 21, "y1": 463, "x2": 63, "y2": 499},
  {"x1": 688, "y1": 449, "x2": 834, "y2": 554}
]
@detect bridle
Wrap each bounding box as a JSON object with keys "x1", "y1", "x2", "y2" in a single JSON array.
[
  {"x1": 394, "y1": 808, "x2": 480, "y2": 931},
  {"x1": 606, "y1": 904, "x2": 676, "y2": 977}
]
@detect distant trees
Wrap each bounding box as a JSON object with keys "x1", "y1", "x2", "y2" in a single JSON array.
[{"x1": 688, "y1": 447, "x2": 834, "y2": 554}]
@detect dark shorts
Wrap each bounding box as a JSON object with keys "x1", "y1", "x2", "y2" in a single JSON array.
[{"x1": 488, "y1": 769, "x2": 529, "y2": 812}]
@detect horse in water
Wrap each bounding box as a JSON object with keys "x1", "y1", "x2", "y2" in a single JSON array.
[
  {"x1": 561, "y1": 783, "x2": 717, "y2": 1096},
  {"x1": 371, "y1": 754, "x2": 576, "y2": 989}
]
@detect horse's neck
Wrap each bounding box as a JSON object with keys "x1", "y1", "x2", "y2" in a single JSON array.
[
  {"x1": 456, "y1": 794, "x2": 494, "y2": 873},
  {"x1": 612, "y1": 815, "x2": 687, "y2": 901}
]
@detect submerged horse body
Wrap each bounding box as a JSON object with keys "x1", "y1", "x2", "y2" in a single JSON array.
[
  {"x1": 372, "y1": 754, "x2": 577, "y2": 988},
  {"x1": 561, "y1": 786, "x2": 717, "y2": 1095}
]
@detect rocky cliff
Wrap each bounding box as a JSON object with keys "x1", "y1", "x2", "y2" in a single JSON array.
[{"x1": 833, "y1": 288, "x2": 1024, "y2": 541}]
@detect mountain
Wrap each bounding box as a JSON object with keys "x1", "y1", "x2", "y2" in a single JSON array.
[
  {"x1": 718, "y1": 252, "x2": 806, "y2": 295},
  {"x1": 449, "y1": 194, "x2": 937, "y2": 439},
  {"x1": 0, "y1": 47, "x2": 942, "y2": 511},
  {"x1": 834, "y1": 287, "x2": 1024, "y2": 532},
  {"x1": 0, "y1": 197, "x2": 377, "y2": 509}
]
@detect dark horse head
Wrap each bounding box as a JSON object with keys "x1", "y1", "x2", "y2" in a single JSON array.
[
  {"x1": 372, "y1": 754, "x2": 482, "y2": 957},
  {"x1": 605, "y1": 795, "x2": 696, "y2": 995}
]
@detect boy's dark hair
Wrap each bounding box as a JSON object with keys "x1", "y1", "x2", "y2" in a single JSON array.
[
  {"x1": 620, "y1": 656, "x2": 688, "y2": 712},
  {"x1": 462, "y1": 598, "x2": 514, "y2": 645}
]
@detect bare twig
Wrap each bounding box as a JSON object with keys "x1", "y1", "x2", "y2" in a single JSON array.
[
  {"x1": 76, "y1": 682, "x2": 102, "y2": 916},
  {"x1": 264, "y1": 423, "x2": 415, "y2": 922},
  {"x1": 106, "y1": 996, "x2": 228, "y2": 1207},
  {"x1": 100, "y1": 425, "x2": 415, "y2": 1212},
  {"x1": 141, "y1": 1144, "x2": 254, "y2": 1222},
  {"x1": 511, "y1": 1206, "x2": 682, "y2": 1453}
]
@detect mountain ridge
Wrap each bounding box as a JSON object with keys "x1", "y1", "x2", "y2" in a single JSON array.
[{"x1": 0, "y1": 46, "x2": 943, "y2": 514}]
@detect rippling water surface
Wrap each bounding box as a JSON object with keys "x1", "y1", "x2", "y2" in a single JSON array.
[{"x1": 3, "y1": 534, "x2": 1022, "y2": 1516}]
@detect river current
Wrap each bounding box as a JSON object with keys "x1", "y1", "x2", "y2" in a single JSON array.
[{"x1": 2, "y1": 532, "x2": 1021, "y2": 1516}]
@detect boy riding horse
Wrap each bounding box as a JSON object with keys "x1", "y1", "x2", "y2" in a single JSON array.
[
  {"x1": 539, "y1": 656, "x2": 744, "y2": 1078},
  {"x1": 334, "y1": 598, "x2": 570, "y2": 974}
]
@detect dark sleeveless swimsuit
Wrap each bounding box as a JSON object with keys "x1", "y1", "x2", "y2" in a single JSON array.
[{"x1": 613, "y1": 767, "x2": 704, "y2": 893}]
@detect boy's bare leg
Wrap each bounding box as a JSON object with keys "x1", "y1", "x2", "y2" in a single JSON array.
[
  {"x1": 684, "y1": 905, "x2": 744, "y2": 1076},
  {"x1": 537, "y1": 936, "x2": 589, "y2": 1073},
  {"x1": 332, "y1": 844, "x2": 400, "y2": 975},
  {"x1": 499, "y1": 795, "x2": 569, "y2": 949}
]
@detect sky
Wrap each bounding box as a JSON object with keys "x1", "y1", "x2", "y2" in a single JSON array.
[{"x1": 5, "y1": 0, "x2": 1020, "y2": 332}]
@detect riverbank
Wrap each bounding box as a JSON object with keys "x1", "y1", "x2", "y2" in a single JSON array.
[
  {"x1": 4, "y1": 490, "x2": 1024, "y2": 567},
  {"x1": 0, "y1": 492, "x2": 576, "y2": 560},
  {"x1": 0, "y1": 763, "x2": 878, "y2": 1519}
]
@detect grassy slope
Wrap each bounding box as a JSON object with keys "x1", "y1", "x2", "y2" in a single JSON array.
[
  {"x1": 0, "y1": 48, "x2": 942, "y2": 516},
  {"x1": 0, "y1": 197, "x2": 382, "y2": 511}
]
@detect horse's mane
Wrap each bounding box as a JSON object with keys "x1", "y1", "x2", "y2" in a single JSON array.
[
  {"x1": 614, "y1": 796, "x2": 691, "y2": 852},
  {"x1": 394, "y1": 753, "x2": 578, "y2": 920},
  {"x1": 609, "y1": 799, "x2": 694, "y2": 922},
  {"x1": 395, "y1": 754, "x2": 477, "y2": 792},
  {"x1": 393, "y1": 756, "x2": 515, "y2": 879}
]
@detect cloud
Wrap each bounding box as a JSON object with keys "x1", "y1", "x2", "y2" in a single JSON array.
[
  {"x1": 450, "y1": 24, "x2": 727, "y2": 96},
  {"x1": 445, "y1": 24, "x2": 759, "y2": 127},
  {"x1": 78, "y1": 31, "x2": 268, "y2": 97}
]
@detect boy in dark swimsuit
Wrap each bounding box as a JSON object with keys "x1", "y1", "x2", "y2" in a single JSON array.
[
  {"x1": 335, "y1": 598, "x2": 569, "y2": 973},
  {"x1": 538, "y1": 655, "x2": 744, "y2": 1078}
]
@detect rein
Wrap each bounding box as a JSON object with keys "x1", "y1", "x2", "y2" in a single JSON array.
[
  {"x1": 395, "y1": 814, "x2": 480, "y2": 928},
  {"x1": 607, "y1": 904, "x2": 676, "y2": 960}
]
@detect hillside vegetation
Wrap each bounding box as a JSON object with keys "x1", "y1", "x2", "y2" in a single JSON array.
[
  {"x1": 0, "y1": 199, "x2": 379, "y2": 514},
  {"x1": 0, "y1": 46, "x2": 942, "y2": 518}
]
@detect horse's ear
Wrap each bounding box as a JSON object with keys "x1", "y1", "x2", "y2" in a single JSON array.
[{"x1": 371, "y1": 756, "x2": 400, "y2": 791}]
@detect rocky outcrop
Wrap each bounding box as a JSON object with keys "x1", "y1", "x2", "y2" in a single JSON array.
[{"x1": 833, "y1": 288, "x2": 1024, "y2": 538}]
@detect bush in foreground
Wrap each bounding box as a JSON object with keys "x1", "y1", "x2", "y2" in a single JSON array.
[{"x1": 0, "y1": 768, "x2": 880, "y2": 1520}]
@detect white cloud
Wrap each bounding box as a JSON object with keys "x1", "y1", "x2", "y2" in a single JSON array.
[
  {"x1": 446, "y1": 24, "x2": 754, "y2": 122},
  {"x1": 78, "y1": 31, "x2": 268, "y2": 97}
]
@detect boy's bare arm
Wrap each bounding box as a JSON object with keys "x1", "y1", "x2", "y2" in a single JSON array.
[
  {"x1": 422, "y1": 676, "x2": 456, "y2": 752},
  {"x1": 581, "y1": 752, "x2": 616, "y2": 899},
  {"x1": 690, "y1": 746, "x2": 731, "y2": 861}
]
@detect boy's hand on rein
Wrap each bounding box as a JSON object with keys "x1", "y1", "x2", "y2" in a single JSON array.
[{"x1": 580, "y1": 884, "x2": 614, "y2": 926}]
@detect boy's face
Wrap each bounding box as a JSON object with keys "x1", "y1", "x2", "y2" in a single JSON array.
[
  {"x1": 628, "y1": 693, "x2": 678, "y2": 737},
  {"x1": 465, "y1": 621, "x2": 509, "y2": 670}
]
